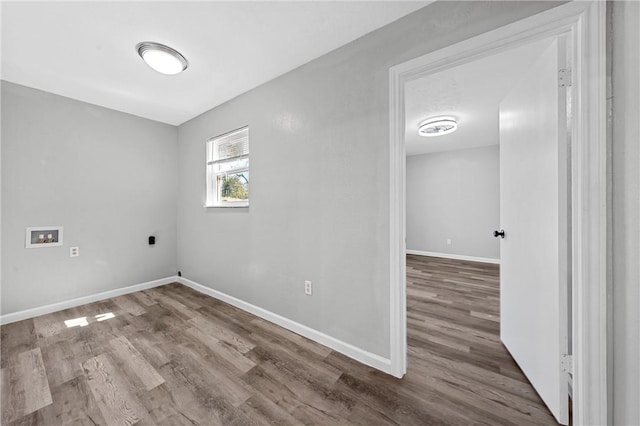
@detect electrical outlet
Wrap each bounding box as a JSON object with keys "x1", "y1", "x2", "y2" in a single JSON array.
[
  {"x1": 304, "y1": 280, "x2": 312, "y2": 295},
  {"x1": 446, "y1": 239, "x2": 452, "y2": 245},
  {"x1": 70, "y1": 247, "x2": 79, "y2": 257}
]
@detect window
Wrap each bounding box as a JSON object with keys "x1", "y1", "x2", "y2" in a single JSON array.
[{"x1": 206, "y1": 127, "x2": 249, "y2": 207}]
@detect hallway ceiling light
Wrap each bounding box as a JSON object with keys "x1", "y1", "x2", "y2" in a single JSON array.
[
  {"x1": 418, "y1": 117, "x2": 458, "y2": 137},
  {"x1": 136, "y1": 42, "x2": 188, "y2": 75}
]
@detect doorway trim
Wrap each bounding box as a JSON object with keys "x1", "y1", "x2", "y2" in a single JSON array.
[{"x1": 388, "y1": 2, "x2": 607, "y2": 425}]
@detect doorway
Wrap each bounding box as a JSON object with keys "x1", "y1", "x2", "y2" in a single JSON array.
[
  {"x1": 404, "y1": 35, "x2": 568, "y2": 423},
  {"x1": 387, "y1": 2, "x2": 607, "y2": 425}
]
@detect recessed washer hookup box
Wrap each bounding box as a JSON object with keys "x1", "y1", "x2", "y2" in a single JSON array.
[{"x1": 25, "y1": 226, "x2": 63, "y2": 248}]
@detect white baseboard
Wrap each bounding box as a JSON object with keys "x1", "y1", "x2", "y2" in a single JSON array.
[
  {"x1": 0, "y1": 276, "x2": 177, "y2": 325},
  {"x1": 406, "y1": 249, "x2": 500, "y2": 264},
  {"x1": 177, "y1": 276, "x2": 393, "y2": 374},
  {"x1": 1, "y1": 274, "x2": 392, "y2": 375}
]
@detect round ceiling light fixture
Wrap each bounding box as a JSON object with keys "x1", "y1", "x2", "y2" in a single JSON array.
[
  {"x1": 418, "y1": 116, "x2": 458, "y2": 137},
  {"x1": 136, "y1": 42, "x2": 188, "y2": 75}
]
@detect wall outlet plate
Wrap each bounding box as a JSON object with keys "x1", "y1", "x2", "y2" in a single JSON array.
[
  {"x1": 70, "y1": 247, "x2": 79, "y2": 257},
  {"x1": 304, "y1": 280, "x2": 312, "y2": 295}
]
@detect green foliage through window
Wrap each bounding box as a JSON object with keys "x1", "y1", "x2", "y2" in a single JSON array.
[{"x1": 220, "y1": 174, "x2": 248, "y2": 201}]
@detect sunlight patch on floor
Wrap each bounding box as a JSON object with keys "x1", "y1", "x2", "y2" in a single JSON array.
[{"x1": 64, "y1": 312, "x2": 115, "y2": 328}]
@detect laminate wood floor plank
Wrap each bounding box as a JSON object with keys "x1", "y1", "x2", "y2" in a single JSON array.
[
  {"x1": 34, "y1": 376, "x2": 106, "y2": 426},
  {"x1": 130, "y1": 290, "x2": 157, "y2": 308},
  {"x1": 1, "y1": 367, "x2": 15, "y2": 424},
  {"x1": 194, "y1": 304, "x2": 256, "y2": 337},
  {"x1": 245, "y1": 333, "x2": 342, "y2": 388},
  {"x1": 166, "y1": 342, "x2": 253, "y2": 409},
  {"x1": 235, "y1": 393, "x2": 301, "y2": 426},
  {"x1": 123, "y1": 332, "x2": 171, "y2": 369},
  {"x1": 408, "y1": 315, "x2": 500, "y2": 347},
  {"x1": 189, "y1": 313, "x2": 256, "y2": 354},
  {"x1": 405, "y1": 355, "x2": 553, "y2": 425},
  {"x1": 81, "y1": 353, "x2": 147, "y2": 426},
  {"x1": 249, "y1": 317, "x2": 333, "y2": 360},
  {"x1": 1, "y1": 255, "x2": 559, "y2": 425},
  {"x1": 344, "y1": 401, "x2": 399, "y2": 426},
  {"x1": 333, "y1": 371, "x2": 474, "y2": 426},
  {"x1": 152, "y1": 284, "x2": 204, "y2": 311},
  {"x1": 184, "y1": 326, "x2": 257, "y2": 374},
  {"x1": 1, "y1": 348, "x2": 53, "y2": 423},
  {"x1": 128, "y1": 303, "x2": 191, "y2": 336},
  {"x1": 18, "y1": 348, "x2": 52, "y2": 414},
  {"x1": 245, "y1": 327, "x2": 337, "y2": 378},
  {"x1": 149, "y1": 294, "x2": 194, "y2": 320},
  {"x1": 134, "y1": 384, "x2": 203, "y2": 426},
  {"x1": 150, "y1": 364, "x2": 223, "y2": 426},
  {"x1": 243, "y1": 352, "x2": 355, "y2": 422},
  {"x1": 39, "y1": 341, "x2": 83, "y2": 388},
  {"x1": 407, "y1": 349, "x2": 538, "y2": 402},
  {"x1": 0, "y1": 320, "x2": 36, "y2": 369},
  {"x1": 111, "y1": 295, "x2": 146, "y2": 317},
  {"x1": 32, "y1": 313, "x2": 68, "y2": 341},
  {"x1": 108, "y1": 336, "x2": 165, "y2": 391},
  {"x1": 157, "y1": 357, "x2": 248, "y2": 425}
]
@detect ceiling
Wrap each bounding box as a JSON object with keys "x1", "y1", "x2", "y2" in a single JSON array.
[
  {"x1": 1, "y1": 1, "x2": 429, "y2": 126},
  {"x1": 405, "y1": 38, "x2": 553, "y2": 156}
]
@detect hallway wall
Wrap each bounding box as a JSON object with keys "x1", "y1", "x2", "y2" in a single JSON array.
[{"x1": 406, "y1": 146, "x2": 500, "y2": 261}]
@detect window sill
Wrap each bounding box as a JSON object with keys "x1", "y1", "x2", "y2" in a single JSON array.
[{"x1": 204, "y1": 203, "x2": 249, "y2": 209}]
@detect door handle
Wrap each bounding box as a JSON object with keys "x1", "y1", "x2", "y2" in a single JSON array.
[{"x1": 493, "y1": 229, "x2": 505, "y2": 238}]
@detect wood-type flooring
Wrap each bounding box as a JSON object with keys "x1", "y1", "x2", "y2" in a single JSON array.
[{"x1": 1, "y1": 255, "x2": 558, "y2": 425}]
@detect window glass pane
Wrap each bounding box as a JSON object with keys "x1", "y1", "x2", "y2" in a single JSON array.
[
  {"x1": 217, "y1": 171, "x2": 249, "y2": 202},
  {"x1": 212, "y1": 128, "x2": 249, "y2": 161}
]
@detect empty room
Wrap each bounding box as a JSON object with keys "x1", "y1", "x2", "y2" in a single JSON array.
[{"x1": 1, "y1": 1, "x2": 638, "y2": 425}]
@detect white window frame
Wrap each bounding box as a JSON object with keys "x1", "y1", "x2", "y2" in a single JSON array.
[{"x1": 205, "y1": 126, "x2": 250, "y2": 208}]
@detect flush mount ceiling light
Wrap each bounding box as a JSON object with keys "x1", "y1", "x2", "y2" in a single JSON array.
[
  {"x1": 136, "y1": 42, "x2": 188, "y2": 75},
  {"x1": 418, "y1": 116, "x2": 458, "y2": 137}
]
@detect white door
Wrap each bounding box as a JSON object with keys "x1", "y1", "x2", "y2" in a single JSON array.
[{"x1": 498, "y1": 37, "x2": 570, "y2": 425}]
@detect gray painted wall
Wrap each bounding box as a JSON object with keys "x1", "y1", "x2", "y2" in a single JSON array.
[
  {"x1": 611, "y1": 1, "x2": 640, "y2": 424},
  {"x1": 406, "y1": 146, "x2": 500, "y2": 260},
  {"x1": 176, "y1": 2, "x2": 560, "y2": 358},
  {"x1": 1, "y1": 81, "x2": 178, "y2": 314}
]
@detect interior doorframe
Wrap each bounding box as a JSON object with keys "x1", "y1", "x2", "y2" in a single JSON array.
[{"x1": 388, "y1": 2, "x2": 607, "y2": 425}]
